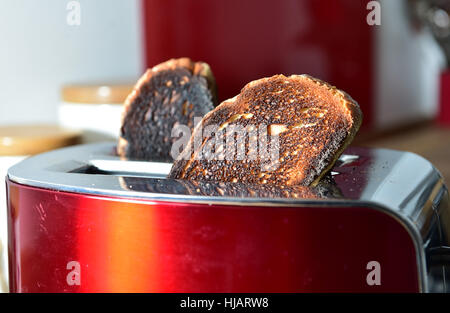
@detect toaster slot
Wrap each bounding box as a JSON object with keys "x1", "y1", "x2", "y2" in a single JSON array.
[
  {"x1": 82, "y1": 154, "x2": 359, "y2": 178},
  {"x1": 70, "y1": 159, "x2": 173, "y2": 179},
  {"x1": 74, "y1": 154, "x2": 358, "y2": 178}
]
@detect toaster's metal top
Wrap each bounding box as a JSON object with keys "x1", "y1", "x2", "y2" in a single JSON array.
[
  {"x1": 6, "y1": 142, "x2": 446, "y2": 208},
  {"x1": 7, "y1": 142, "x2": 448, "y2": 238}
]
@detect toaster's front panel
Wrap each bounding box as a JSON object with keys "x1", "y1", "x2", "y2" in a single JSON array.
[{"x1": 7, "y1": 180, "x2": 421, "y2": 293}]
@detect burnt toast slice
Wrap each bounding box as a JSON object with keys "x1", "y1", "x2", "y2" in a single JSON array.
[
  {"x1": 118, "y1": 58, "x2": 217, "y2": 162},
  {"x1": 168, "y1": 74, "x2": 362, "y2": 186}
]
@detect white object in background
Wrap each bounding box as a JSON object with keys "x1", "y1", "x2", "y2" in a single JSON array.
[
  {"x1": 0, "y1": 156, "x2": 26, "y2": 293},
  {"x1": 375, "y1": 0, "x2": 446, "y2": 129},
  {"x1": 59, "y1": 84, "x2": 132, "y2": 142},
  {"x1": 59, "y1": 103, "x2": 123, "y2": 142}
]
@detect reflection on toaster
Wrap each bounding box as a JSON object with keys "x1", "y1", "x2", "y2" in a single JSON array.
[{"x1": 118, "y1": 175, "x2": 343, "y2": 199}]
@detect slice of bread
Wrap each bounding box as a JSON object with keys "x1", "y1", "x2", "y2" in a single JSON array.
[
  {"x1": 117, "y1": 58, "x2": 217, "y2": 162},
  {"x1": 168, "y1": 74, "x2": 362, "y2": 186}
]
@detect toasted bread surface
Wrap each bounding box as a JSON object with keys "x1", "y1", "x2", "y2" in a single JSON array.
[
  {"x1": 118, "y1": 58, "x2": 217, "y2": 162},
  {"x1": 168, "y1": 74, "x2": 362, "y2": 186}
]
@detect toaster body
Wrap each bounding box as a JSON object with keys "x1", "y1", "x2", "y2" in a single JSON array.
[{"x1": 6, "y1": 143, "x2": 450, "y2": 292}]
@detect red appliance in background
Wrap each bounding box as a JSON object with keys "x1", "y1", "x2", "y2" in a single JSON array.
[{"x1": 143, "y1": 0, "x2": 374, "y2": 127}]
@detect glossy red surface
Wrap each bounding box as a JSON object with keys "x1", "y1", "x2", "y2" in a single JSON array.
[
  {"x1": 142, "y1": 0, "x2": 374, "y2": 127},
  {"x1": 7, "y1": 180, "x2": 419, "y2": 292}
]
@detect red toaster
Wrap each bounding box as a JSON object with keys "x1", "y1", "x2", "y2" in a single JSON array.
[{"x1": 6, "y1": 143, "x2": 450, "y2": 292}]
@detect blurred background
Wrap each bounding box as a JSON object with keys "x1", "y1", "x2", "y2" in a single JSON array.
[
  {"x1": 2, "y1": 0, "x2": 449, "y2": 173},
  {"x1": 1, "y1": 0, "x2": 450, "y2": 292}
]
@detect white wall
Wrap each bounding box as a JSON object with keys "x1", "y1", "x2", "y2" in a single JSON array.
[{"x1": 0, "y1": 0, "x2": 143, "y2": 125}]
